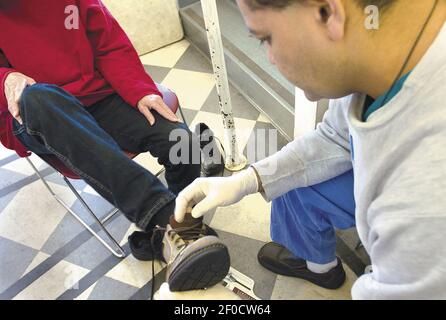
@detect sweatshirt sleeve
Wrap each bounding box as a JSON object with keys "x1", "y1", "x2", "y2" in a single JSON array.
[
  {"x1": 252, "y1": 96, "x2": 353, "y2": 201},
  {"x1": 79, "y1": 0, "x2": 162, "y2": 107}
]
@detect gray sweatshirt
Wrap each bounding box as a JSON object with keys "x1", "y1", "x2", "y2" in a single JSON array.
[{"x1": 252, "y1": 22, "x2": 446, "y2": 300}]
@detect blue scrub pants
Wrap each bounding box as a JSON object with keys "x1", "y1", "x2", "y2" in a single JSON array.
[{"x1": 270, "y1": 170, "x2": 356, "y2": 264}]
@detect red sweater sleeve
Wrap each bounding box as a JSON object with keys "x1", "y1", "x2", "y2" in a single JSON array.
[
  {"x1": 0, "y1": 50, "x2": 30, "y2": 157},
  {"x1": 80, "y1": 0, "x2": 162, "y2": 107},
  {"x1": 0, "y1": 51, "x2": 15, "y2": 113}
]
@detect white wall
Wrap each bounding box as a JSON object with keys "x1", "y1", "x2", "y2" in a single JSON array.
[
  {"x1": 102, "y1": 0, "x2": 184, "y2": 55},
  {"x1": 294, "y1": 87, "x2": 318, "y2": 139}
]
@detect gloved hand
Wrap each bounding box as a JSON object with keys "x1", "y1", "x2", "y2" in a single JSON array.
[
  {"x1": 175, "y1": 167, "x2": 260, "y2": 222},
  {"x1": 4, "y1": 72, "x2": 36, "y2": 125},
  {"x1": 155, "y1": 282, "x2": 241, "y2": 300}
]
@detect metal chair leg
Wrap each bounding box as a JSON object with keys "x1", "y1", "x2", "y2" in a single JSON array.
[
  {"x1": 62, "y1": 176, "x2": 126, "y2": 258},
  {"x1": 26, "y1": 158, "x2": 126, "y2": 258},
  {"x1": 178, "y1": 105, "x2": 188, "y2": 127},
  {"x1": 155, "y1": 168, "x2": 165, "y2": 178},
  {"x1": 101, "y1": 207, "x2": 120, "y2": 224}
]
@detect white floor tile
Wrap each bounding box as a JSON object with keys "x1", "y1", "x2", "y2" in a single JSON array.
[
  {"x1": 162, "y1": 69, "x2": 215, "y2": 110},
  {"x1": 14, "y1": 260, "x2": 89, "y2": 300},
  {"x1": 0, "y1": 148, "x2": 16, "y2": 159},
  {"x1": 0, "y1": 181, "x2": 77, "y2": 250},
  {"x1": 140, "y1": 40, "x2": 190, "y2": 68},
  {"x1": 210, "y1": 193, "x2": 272, "y2": 243},
  {"x1": 82, "y1": 185, "x2": 99, "y2": 196},
  {"x1": 2, "y1": 154, "x2": 48, "y2": 176},
  {"x1": 133, "y1": 152, "x2": 164, "y2": 175},
  {"x1": 105, "y1": 255, "x2": 165, "y2": 288},
  {"x1": 119, "y1": 224, "x2": 140, "y2": 246}
]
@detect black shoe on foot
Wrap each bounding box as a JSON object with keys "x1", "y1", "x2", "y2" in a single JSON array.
[
  {"x1": 194, "y1": 123, "x2": 225, "y2": 177},
  {"x1": 128, "y1": 229, "x2": 164, "y2": 262},
  {"x1": 257, "y1": 242, "x2": 346, "y2": 290}
]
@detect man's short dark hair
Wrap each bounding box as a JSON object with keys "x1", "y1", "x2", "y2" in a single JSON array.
[{"x1": 246, "y1": 0, "x2": 394, "y2": 11}]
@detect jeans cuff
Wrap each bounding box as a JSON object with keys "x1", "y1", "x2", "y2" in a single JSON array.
[{"x1": 136, "y1": 192, "x2": 176, "y2": 230}]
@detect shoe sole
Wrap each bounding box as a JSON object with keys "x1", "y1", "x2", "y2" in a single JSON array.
[
  {"x1": 258, "y1": 252, "x2": 346, "y2": 290},
  {"x1": 168, "y1": 244, "x2": 230, "y2": 292}
]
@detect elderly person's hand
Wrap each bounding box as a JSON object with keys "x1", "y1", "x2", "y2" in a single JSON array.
[
  {"x1": 137, "y1": 94, "x2": 179, "y2": 126},
  {"x1": 4, "y1": 72, "x2": 36, "y2": 125}
]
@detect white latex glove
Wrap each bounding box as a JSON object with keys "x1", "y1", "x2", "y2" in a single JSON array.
[
  {"x1": 155, "y1": 282, "x2": 241, "y2": 300},
  {"x1": 4, "y1": 72, "x2": 36, "y2": 125},
  {"x1": 175, "y1": 167, "x2": 259, "y2": 222}
]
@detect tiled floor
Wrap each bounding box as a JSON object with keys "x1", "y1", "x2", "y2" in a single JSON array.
[{"x1": 0, "y1": 39, "x2": 368, "y2": 300}]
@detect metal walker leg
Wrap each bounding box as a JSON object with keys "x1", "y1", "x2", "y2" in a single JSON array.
[{"x1": 26, "y1": 157, "x2": 126, "y2": 258}]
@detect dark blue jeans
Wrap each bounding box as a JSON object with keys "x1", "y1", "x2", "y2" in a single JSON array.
[{"x1": 12, "y1": 84, "x2": 201, "y2": 230}]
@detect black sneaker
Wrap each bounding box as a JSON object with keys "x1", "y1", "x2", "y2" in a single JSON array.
[
  {"x1": 257, "y1": 242, "x2": 346, "y2": 290},
  {"x1": 128, "y1": 229, "x2": 164, "y2": 262},
  {"x1": 194, "y1": 123, "x2": 225, "y2": 177}
]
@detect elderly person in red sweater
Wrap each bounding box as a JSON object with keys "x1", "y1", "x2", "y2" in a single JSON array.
[
  {"x1": 0, "y1": 0, "x2": 233, "y2": 291},
  {"x1": 0, "y1": 0, "x2": 231, "y2": 292}
]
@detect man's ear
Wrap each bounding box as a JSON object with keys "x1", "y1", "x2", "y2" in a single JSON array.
[{"x1": 314, "y1": 0, "x2": 346, "y2": 41}]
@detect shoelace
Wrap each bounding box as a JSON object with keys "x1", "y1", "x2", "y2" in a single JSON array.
[
  {"x1": 149, "y1": 222, "x2": 206, "y2": 300},
  {"x1": 167, "y1": 223, "x2": 206, "y2": 249}
]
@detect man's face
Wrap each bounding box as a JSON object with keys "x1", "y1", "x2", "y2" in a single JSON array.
[{"x1": 236, "y1": 0, "x2": 351, "y2": 101}]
